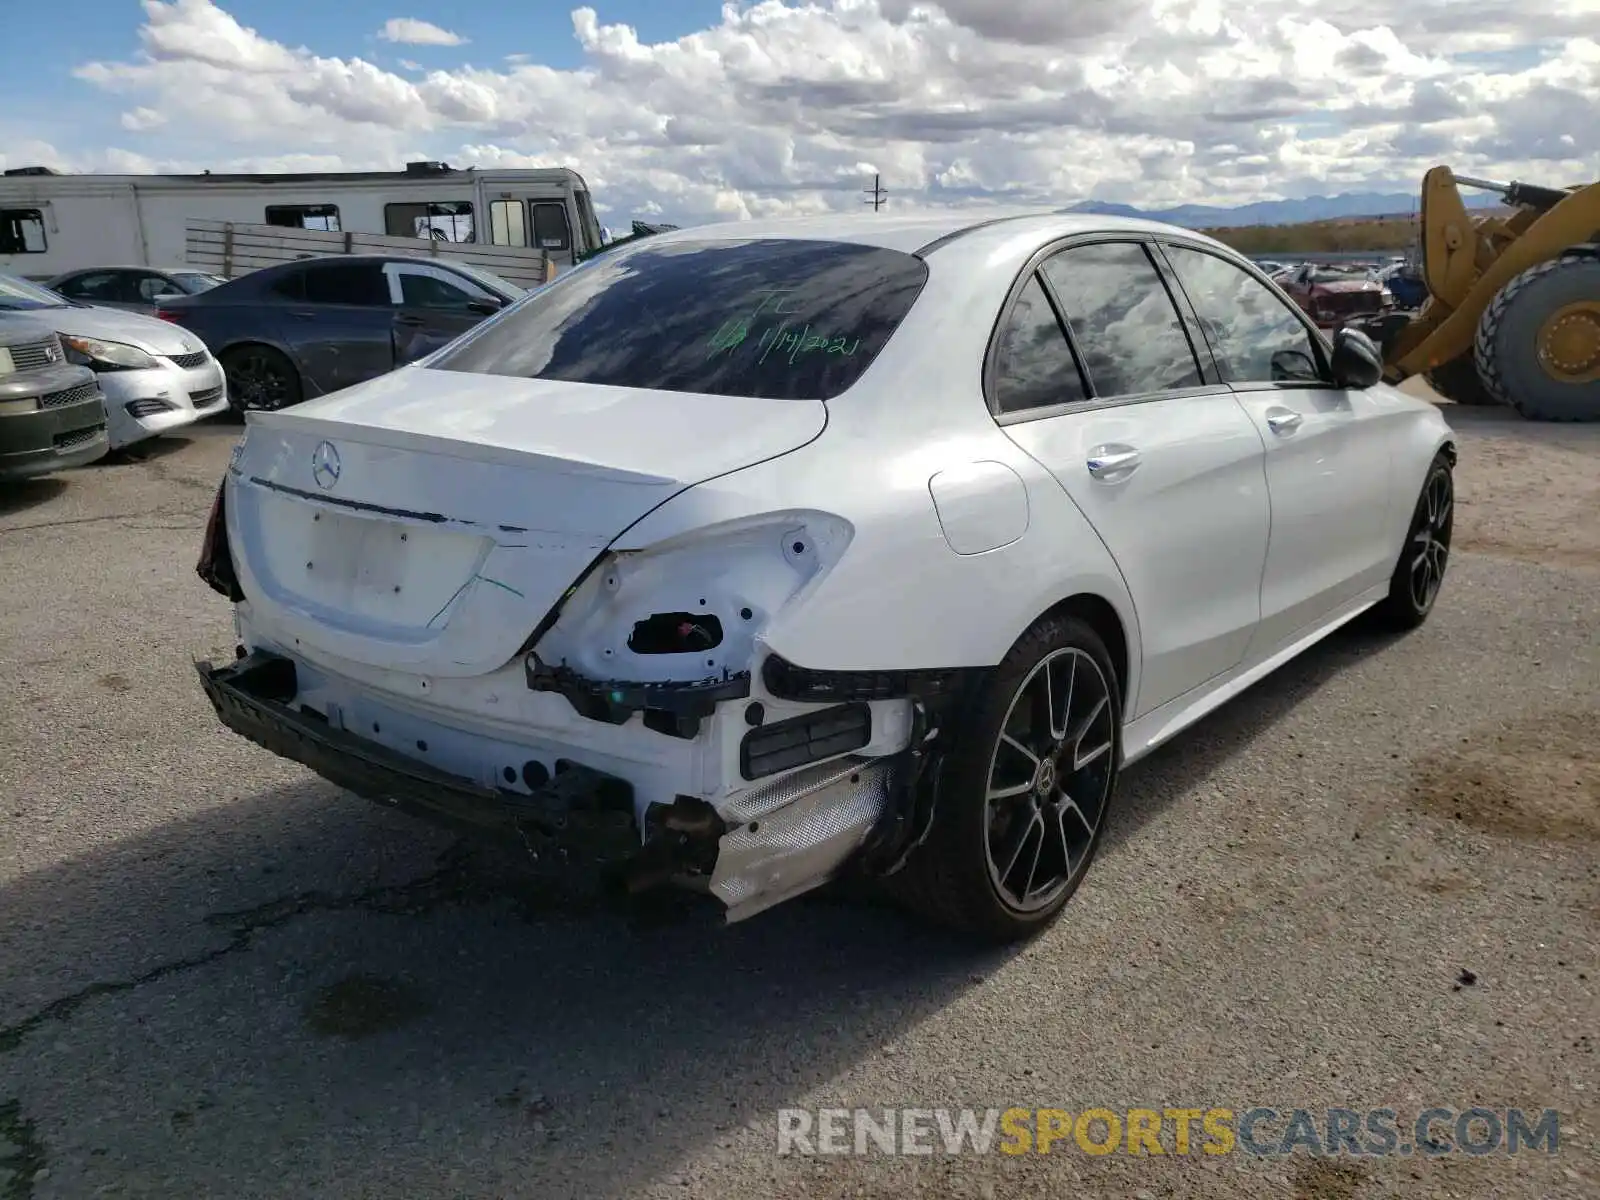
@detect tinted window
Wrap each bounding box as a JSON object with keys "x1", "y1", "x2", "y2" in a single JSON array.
[
  {"x1": 991, "y1": 274, "x2": 1087, "y2": 414},
  {"x1": 301, "y1": 262, "x2": 389, "y2": 307},
  {"x1": 59, "y1": 271, "x2": 128, "y2": 302},
  {"x1": 397, "y1": 270, "x2": 481, "y2": 310},
  {"x1": 268, "y1": 269, "x2": 305, "y2": 302},
  {"x1": 531, "y1": 203, "x2": 571, "y2": 251},
  {"x1": 1041, "y1": 243, "x2": 1201, "y2": 397},
  {"x1": 1164, "y1": 245, "x2": 1323, "y2": 384},
  {"x1": 431, "y1": 238, "x2": 929, "y2": 401}
]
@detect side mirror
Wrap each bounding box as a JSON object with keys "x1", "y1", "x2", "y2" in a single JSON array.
[
  {"x1": 1270, "y1": 349, "x2": 1320, "y2": 383},
  {"x1": 466, "y1": 298, "x2": 502, "y2": 316},
  {"x1": 1330, "y1": 328, "x2": 1383, "y2": 389},
  {"x1": 151, "y1": 292, "x2": 183, "y2": 305}
]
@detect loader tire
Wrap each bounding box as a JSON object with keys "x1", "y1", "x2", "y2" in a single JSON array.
[
  {"x1": 1474, "y1": 254, "x2": 1600, "y2": 423},
  {"x1": 1423, "y1": 357, "x2": 1498, "y2": 407}
]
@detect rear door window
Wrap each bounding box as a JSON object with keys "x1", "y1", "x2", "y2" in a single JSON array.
[
  {"x1": 1040, "y1": 242, "x2": 1203, "y2": 398},
  {"x1": 430, "y1": 238, "x2": 930, "y2": 401},
  {"x1": 301, "y1": 262, "x2": 390, "y2": 307},
  {"x1": 990, "y1": 274, "x2": 1088, "y2": 414},
  {"x1": 389, "y1": 264, "x2": 493, "y2": 310}
]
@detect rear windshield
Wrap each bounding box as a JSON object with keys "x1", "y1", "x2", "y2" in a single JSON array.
[{"x1": 428, "y1": 237, "x2": 929, "y2": 400}]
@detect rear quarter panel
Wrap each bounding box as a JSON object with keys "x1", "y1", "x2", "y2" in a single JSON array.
[{"x1": 608, "y1": 243, "x2": 1143, "y2": 693}]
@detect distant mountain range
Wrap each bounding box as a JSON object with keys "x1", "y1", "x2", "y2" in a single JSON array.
[{"x1": 1061, "y1": 191, "x2": 1502, "y2": 228}]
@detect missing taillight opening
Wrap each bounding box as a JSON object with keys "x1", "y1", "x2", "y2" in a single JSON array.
[
  {"x1": 196, "y1": 478, "x2": 244, "y2": 601},
  {"x1": 627, "y1": 612, "x2": 724, "y2": 655}
]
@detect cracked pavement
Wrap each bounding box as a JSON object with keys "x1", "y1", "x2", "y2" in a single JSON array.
[{"x1": 1, "y1": 407, "x2": 1596, "y2": 1200}]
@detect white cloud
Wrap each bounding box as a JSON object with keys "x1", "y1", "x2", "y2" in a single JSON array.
[
  {"x1": 377, "y1": 17, "x2": 467, "y2": 47},
  {"x1": 57, "y1": 0, "x2": 1600, "y2": 226}
]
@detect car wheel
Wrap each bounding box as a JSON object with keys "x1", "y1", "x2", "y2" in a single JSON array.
[
  {"x1": 891, "y1": 614, "x2": 1122, "y2": 943},
  {"x1": 223, "y1": 345, "x2": 303, "y2": 413},
  {"x1": 1371, "y1": 452, "x2": 1454, "y2": 631}
]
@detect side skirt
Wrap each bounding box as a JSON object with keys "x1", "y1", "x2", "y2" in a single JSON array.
[{"x1": 1121, "y1": 582, "x2": 1389, "y2": 768}]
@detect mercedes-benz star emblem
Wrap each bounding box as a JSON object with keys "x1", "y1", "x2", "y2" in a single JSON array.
[{"x1": 311, "y1": 440, "x2": 341, "y2": 490}]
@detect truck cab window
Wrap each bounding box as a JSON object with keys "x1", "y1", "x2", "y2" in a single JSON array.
[
  {"x1": 265, "y1": 204, "x2": 341, "y2": 232},
  {"x1": 574, "y1": 191, "x2": 602, "y2": 253},
  {"x1": 530, "y1": 203, "x2": 571, "y2": 252},
  {"x1": 384, "y1": 201, "x2": 474, "y2": 243},
  {"x1": 488, "y1": 200, "x2": 527, "y2": 247},
  {"x1": 0, "y1": 208, "x2": 47, "y2": 253}
]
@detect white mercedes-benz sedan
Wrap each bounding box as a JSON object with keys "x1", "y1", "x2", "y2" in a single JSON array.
[{"x1": 195, "y1": 211, "x2": 1456, "y2": 941}]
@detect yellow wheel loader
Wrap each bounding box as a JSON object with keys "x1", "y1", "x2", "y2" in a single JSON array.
[{"x1": 1354, "y1": 166, "x2": 1600, "y2": 422}]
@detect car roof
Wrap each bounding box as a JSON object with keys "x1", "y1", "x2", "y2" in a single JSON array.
[
  {"x1": 637, "y1": 209, "x2": 1239, "y2": 260},
  {"x1": 53, "y1": 265, "x2": 200, "y2": 275},
  {"x1": 249, "y1": 254, "x2": 481, "y2": 275}
]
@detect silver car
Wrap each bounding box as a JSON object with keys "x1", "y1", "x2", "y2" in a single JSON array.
[
  {"x1": 0, "y1": 273, "x2": 228, "y2": 450},
  {"x1": 47, "y1": 265, "x2": 229, "y2": 315}
]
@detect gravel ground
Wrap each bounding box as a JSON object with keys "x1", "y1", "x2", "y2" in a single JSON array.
[{"x1": 1, "y1": 394, "x2": 1595, "y2": 1200}]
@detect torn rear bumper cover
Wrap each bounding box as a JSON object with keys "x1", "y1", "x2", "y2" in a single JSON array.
[
  {"x1": 195, "y1": 650, "x2": 901, "y2": 920},
  {"x1": 195, "y1": 652, "x2": 636, "y2": 851}
]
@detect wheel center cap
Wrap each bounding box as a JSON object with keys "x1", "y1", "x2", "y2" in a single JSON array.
[{"x1": 1034, "y1": 758, "x2": 1057, "y2": 797}]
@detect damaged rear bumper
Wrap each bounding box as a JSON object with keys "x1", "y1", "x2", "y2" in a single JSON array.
[{"x1": 195, "y1": 650, "x2": 902, "y2": 922}]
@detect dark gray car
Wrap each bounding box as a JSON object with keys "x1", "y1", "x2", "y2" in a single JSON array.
[
  {"x1": 46, "y1": 266, "x2": 228, "y2": 314},
  {"x1": 0, "y1": 319, "x2": 110, "y2": 480},
  {"x1": 151, "y1": 255, "x2": 524, "y2": 412}
]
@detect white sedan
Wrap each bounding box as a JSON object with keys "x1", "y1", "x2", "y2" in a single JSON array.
[{"x1": 195, "y1": 211, "x2": 1456, "y2": 942}]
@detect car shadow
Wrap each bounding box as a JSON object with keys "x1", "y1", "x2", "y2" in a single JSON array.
[
  {"x1": 0, "y1": 475, "x2": 68, "y2": 516},
  {"x1": 1102, "y1": 617, "x2": 1407, "y2": 853},
  {"x1": 0, "y1": 618, "x2": 1407, "y2": 1195},
  {"x1": 100, "y1": 435, "x2": 196, "y2": 466},
  {"x1": 0, "y1": 774, "x2": 1007, "y2": 1197}
]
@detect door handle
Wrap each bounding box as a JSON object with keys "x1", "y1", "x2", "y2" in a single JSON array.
[
  {"x1": 1265, "y1": 408, "x2": 1303, "y2": 434},
  {"x1": 394, "y1": 314, "x2": 425, "y2": 327},
  {"x1": 286, "y1": 310, "x2": 316, "y2": 320},
  {"x1": 1086, "y1": 446, "x2": 1141, "y2": 480}
]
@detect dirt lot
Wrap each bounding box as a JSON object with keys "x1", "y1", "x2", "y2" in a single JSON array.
[{"x1": 0, "y1": 392, "x2": 1596, "y2": 1200}]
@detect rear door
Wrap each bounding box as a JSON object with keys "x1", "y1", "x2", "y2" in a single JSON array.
[
  {"x1": 1158, "y1": 242, "x2": 1394, "y2": 655},
  {"x1": 281, "y1": 260, "x2": 396, "y2": 394},
  {"x1": 381, "y1": 260, "x2": 503, "y2": 364},
  {"x1": 992, "y1": 238, "x2": 1272, "y2": 719}
]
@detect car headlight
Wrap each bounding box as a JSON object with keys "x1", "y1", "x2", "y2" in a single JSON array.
[{"x1": 61, "y1": 334, "x2": 159, "y2": 372}]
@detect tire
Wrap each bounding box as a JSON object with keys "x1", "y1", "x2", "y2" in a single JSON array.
[
  {"x1": 1370, "y1": 453, "x2": 1454, "y2": 631},
  {"x1": 223, "y1": 345, "x2": 303, "y2": 413},
  {"x1": 1423, "y1": 356, "x2": 1499, "y2": 407},
  {"x1": 1474, "y1": 255, "x2": 1600, "y2": 422},
  {"x1": 890, "y1": 614, "x2": 1122, "y2": 943}
]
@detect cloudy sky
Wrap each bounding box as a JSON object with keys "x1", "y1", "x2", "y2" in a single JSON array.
[{"x1": 2, "y1": 0, "x2": 1596, "y2": 225}]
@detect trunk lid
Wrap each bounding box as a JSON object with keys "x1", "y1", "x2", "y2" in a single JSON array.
[{"x1": 227, "y1": 366, "x2": 826, "y2": 676}]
